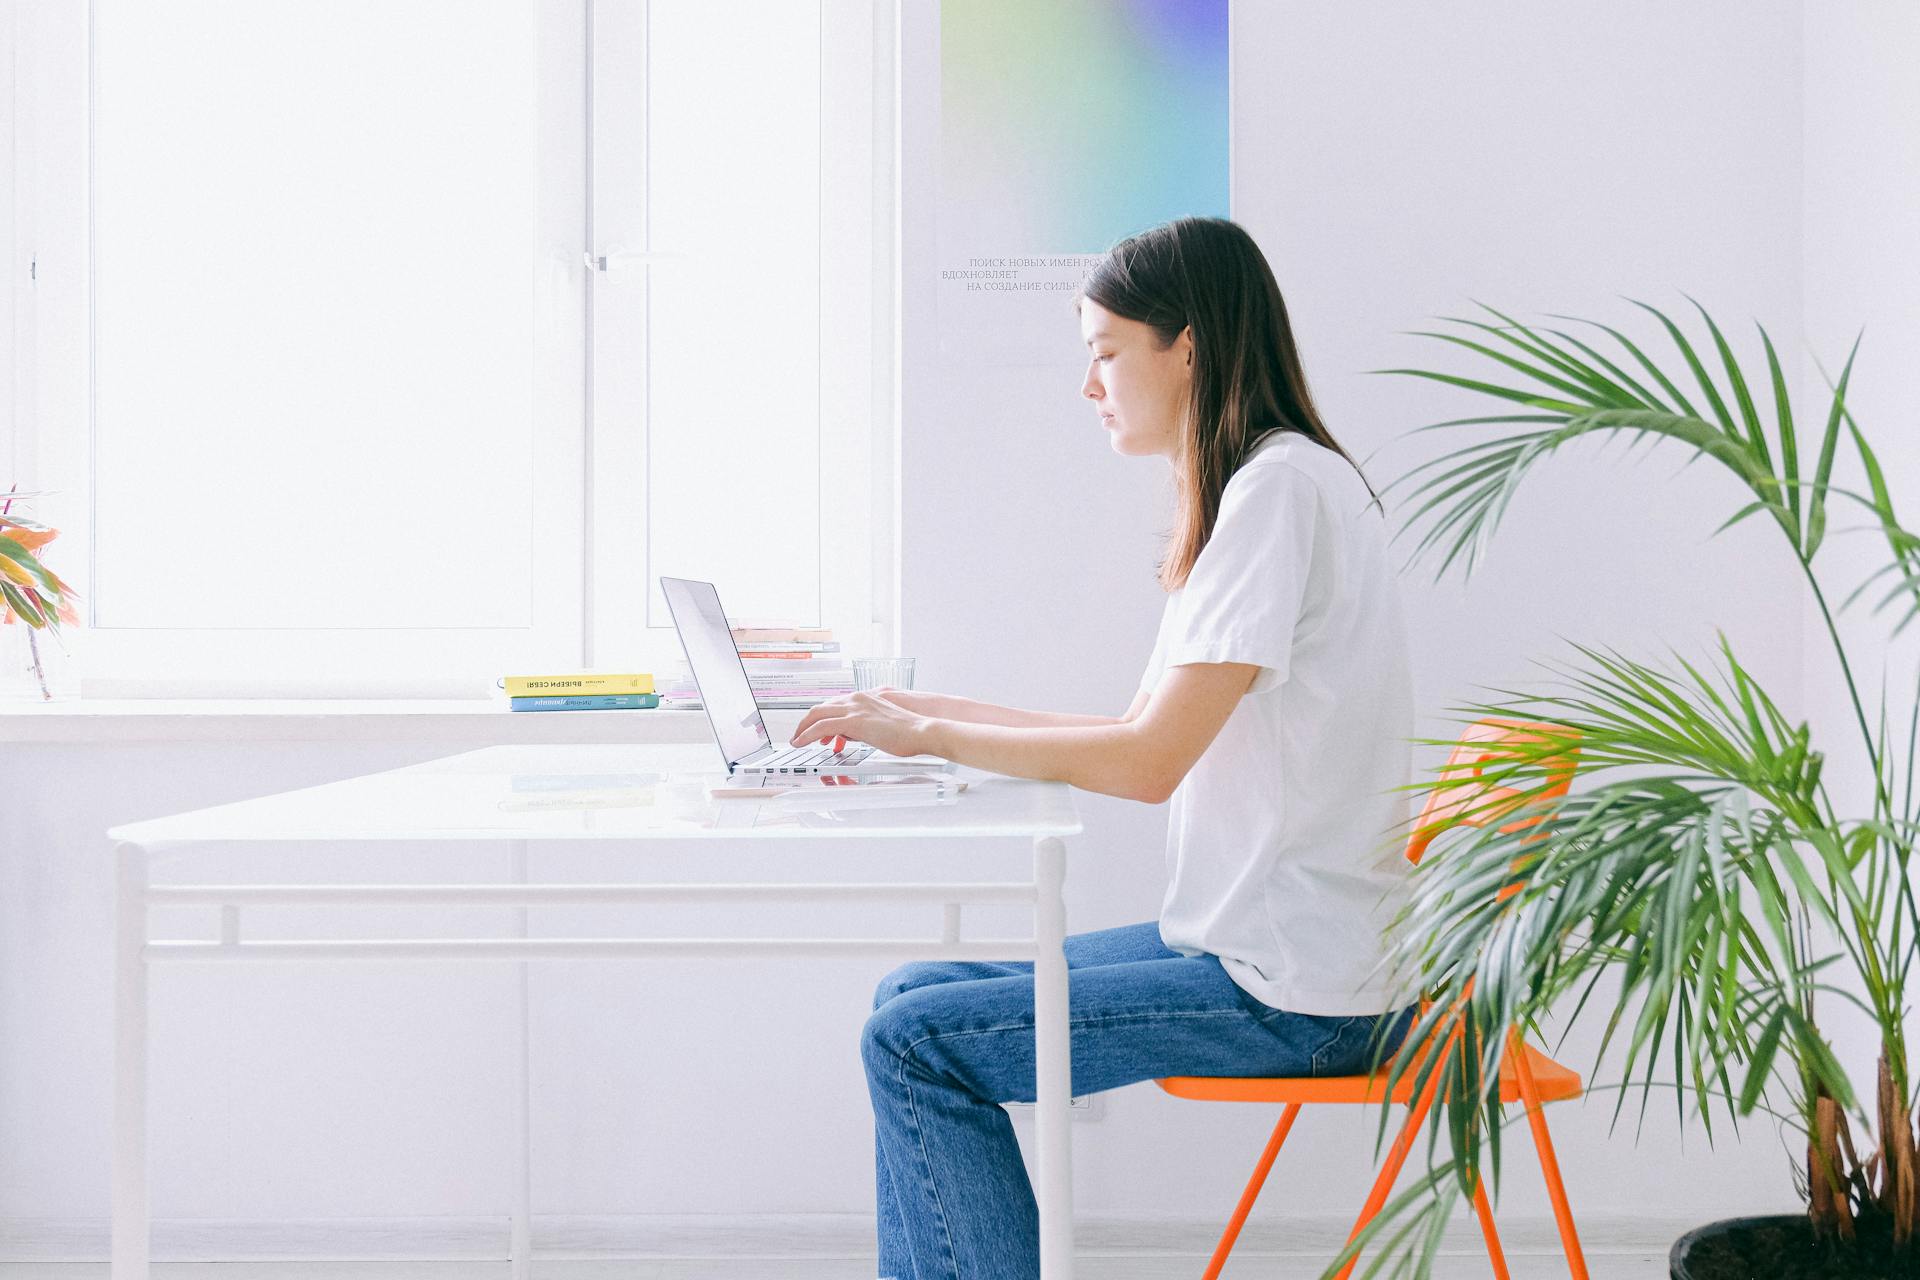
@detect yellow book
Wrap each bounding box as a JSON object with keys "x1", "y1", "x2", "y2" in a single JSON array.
[{"x1": 501, "y1": 673, "x2": 655, "y2": 697}]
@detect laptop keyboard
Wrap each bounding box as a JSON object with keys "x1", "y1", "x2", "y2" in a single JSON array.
[{"x1": 756, "y1": 744, "x2": 875, "y2": 771}]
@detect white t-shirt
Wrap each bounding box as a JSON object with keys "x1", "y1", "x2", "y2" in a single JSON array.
[{"x1": 1139, "y1": 429, "x2": 1417, "y2": 1016}]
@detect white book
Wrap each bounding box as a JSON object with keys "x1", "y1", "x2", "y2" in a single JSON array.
[
  {"x1": 663, "y1": 672, "x2": 852, "y2": 687},
  {"x1": 739, "y1": 658, "x2": 854, "y2": 673},
  {"x1": 741, "y1": 673, "x2": 854, "y2": 687}
]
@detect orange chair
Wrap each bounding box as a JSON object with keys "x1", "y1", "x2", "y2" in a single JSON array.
[{"x1": 1156, "y1": 717, "x2": 1589, "y2": 1280}]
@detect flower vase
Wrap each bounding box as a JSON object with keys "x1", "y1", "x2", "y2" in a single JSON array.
[{"x1": 0, "y1": 622, "x2": 80, "y2": 702}]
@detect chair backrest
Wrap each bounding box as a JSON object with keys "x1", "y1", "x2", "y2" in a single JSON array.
[
  {"x1": 1402, "y1": 717, "x2": 1581, "y2": 870},
  {"x1": 1396, "y1": 718, "x2": 1582, "y2": 1036}
]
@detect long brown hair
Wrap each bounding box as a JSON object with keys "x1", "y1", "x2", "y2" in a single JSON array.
[{"x1": 1076, "y1": 217, "x2": 1380, "y2": 592}]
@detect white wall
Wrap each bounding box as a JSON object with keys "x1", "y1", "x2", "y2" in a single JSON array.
[
  {"x1": 903, "y1": 0, "x2": 1808, "y2": 1226},
  {"x1": 7, "y1": 0, "x2": 1900, "y2": 1252},
  {"x1": 1801, "y1": 5, "x2": 1920, "y2": 842},
  {"x1": 1800, "y1": 0, "x2": 1920, "y2": 1133}
]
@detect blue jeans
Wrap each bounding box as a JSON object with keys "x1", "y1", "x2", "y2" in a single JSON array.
[{"x1": 862, "y1": 920, "x2": 1418, "y2": 1280}]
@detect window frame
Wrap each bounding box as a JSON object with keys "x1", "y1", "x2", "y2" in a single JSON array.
[
  {"x1": 14, "y1": 0, "x2": 897, "y2": 699},
  {"x1": 583, "y1": 0, "x2": 897, "y2": 677}
]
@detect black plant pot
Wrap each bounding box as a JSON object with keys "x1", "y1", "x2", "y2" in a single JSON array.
[{"x1": 1671, "y1": 1214, "x2": 1920, "y2": 1279}]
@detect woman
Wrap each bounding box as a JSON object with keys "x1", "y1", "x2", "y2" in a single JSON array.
[{"x1": 789, "y1": 216, "x2": 1419, "y2": 1280}]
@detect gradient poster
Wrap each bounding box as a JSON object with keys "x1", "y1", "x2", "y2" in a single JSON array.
[{"x1": 938, "y1": 0, "x2": 1231, "y2": 365}]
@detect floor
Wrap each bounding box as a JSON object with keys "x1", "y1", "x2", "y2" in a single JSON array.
[{"x1": 0, "y1": 1258, "x2": 1668, "y2": 1278}]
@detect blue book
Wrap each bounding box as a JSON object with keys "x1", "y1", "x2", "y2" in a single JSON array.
[{"x1": 508, "y1": 693, "x2": 661, "y2": 712}]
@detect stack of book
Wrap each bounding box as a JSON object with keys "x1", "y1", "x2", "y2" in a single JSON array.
[
  {"x1": 499, "y1": 672, "x2": 659, "y2": 712},
  {"x1": 658, "y1": 623, "x2": 854, "y2": 710}
]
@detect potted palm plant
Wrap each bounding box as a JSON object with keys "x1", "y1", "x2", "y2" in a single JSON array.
[{"x1": 1336, "y1": 297, "x2": 1920, "y2": 1279}]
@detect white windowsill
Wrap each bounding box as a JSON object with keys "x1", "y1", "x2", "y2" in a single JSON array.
[{"x1": 0, "y1": 699, "x2": 809, "y2": 746}]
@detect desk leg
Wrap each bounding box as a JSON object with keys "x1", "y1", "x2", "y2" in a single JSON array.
[
  {"x1": 510, "y1": 840, "x2": 532, "y2": 1280},
  {"x1": 112, "y1": 842, "x2": 150, "y2": 1280},
  {"x1": 1033, "y1": 835, "x2": 1074, "y2": 1280}
]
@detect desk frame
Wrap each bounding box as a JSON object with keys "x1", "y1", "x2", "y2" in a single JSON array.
[{"x1": 111, "y1": 834, "x2": 1075, "y2": 1279}]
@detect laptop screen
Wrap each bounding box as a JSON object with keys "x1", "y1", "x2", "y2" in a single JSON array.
[{"x1": 659, "y1": 576, "x2": 772, "y2": 766}]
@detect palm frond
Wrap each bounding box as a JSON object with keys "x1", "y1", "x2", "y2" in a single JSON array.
[
  {"x1": 1803, "y1": 329, "x2": 1863, "y2": 558},
  {"x1": 1374, "y1": 299, "x2": 1807, "y2": 582},
  {"x1": 1804, "y1": 345, "x2": 1920, "y2": 634},
  {"x1": 1373, "y1": 298, "x2": 1919, "y2": 1261},
  {"x1": 1367, "y1": 639, "x2": 1885, "y2": 1241}
]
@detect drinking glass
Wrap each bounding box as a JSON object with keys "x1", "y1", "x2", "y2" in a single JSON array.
[{"x1": 851, "y1": 657, "x2": 917, "y2": 692}]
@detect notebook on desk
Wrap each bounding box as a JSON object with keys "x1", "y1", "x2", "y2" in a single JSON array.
[{"x1": 659, "y1": 576, "x2": 958, "y2": 779}]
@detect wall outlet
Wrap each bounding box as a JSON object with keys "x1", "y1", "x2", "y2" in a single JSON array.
[{"x1": 1001, "y1": 1094, "x2": 1105, "y2": 1121}]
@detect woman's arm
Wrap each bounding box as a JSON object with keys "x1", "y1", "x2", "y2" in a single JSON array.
[
  {"x1": 918, "y1": 668, "x2": 1250, "y2": 805},
  {"x1": 789, "y1": 685, "x2": 1199, "y2": 803},
  {"x1": 887, "y1": 688, "x2": 1130, "y2": 730},
  {"x1": 924, "y1": 720, "x2": 1162, "y2": 803}
]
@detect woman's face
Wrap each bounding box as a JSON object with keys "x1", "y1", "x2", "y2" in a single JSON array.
[{"x1": 1078, "y1": 298, "x2": 1193, "y2": 460}]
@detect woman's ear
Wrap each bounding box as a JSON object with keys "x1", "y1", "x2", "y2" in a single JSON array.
[{"x1": 1181, "y1": 325, "x2": 1194, "y2": 367}]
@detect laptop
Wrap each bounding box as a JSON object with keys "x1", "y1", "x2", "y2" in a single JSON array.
[{"x1": 659, "y1": 576, "x2": 958, "y2": 778}]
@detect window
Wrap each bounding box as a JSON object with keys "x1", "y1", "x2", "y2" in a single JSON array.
[
  {"x1": 23, "y1": 1, "x2": 894, "y2": 696},
  {"x1": 2, "y1": 6, "x2": 15, "y2": 495},
  {"x1": 585, "y1": 0, "x2": 891, "y2": 674}
]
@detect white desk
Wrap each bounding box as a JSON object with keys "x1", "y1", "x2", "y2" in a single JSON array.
[{"x1": 106, "y1": 743, "x2": 1084, "y2": 1279}]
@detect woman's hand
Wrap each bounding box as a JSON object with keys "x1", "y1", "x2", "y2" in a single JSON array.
[{"x1": 790, "y1": 688, "x2": 940, "y2": 758}]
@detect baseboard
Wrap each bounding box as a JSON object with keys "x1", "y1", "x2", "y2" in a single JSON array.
[{"x1": 0, "y1": 1211, "x2": 1695, "y2": 1263}]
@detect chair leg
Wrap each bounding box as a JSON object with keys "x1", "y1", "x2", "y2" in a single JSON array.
[
  {"x1": 1332, "y1": 1050, "x2": 1453, "y2": 1280},
  {"x1": 1508, "y1": 1031, "x2": 1589, "y2": 1280},
  {"x1": 1200, "y1": 1102, "x2": 1302, "y2": 1280},
  {"x1": 1469, "y1": 1174, "x2": 1510, "y2": 1280}
]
